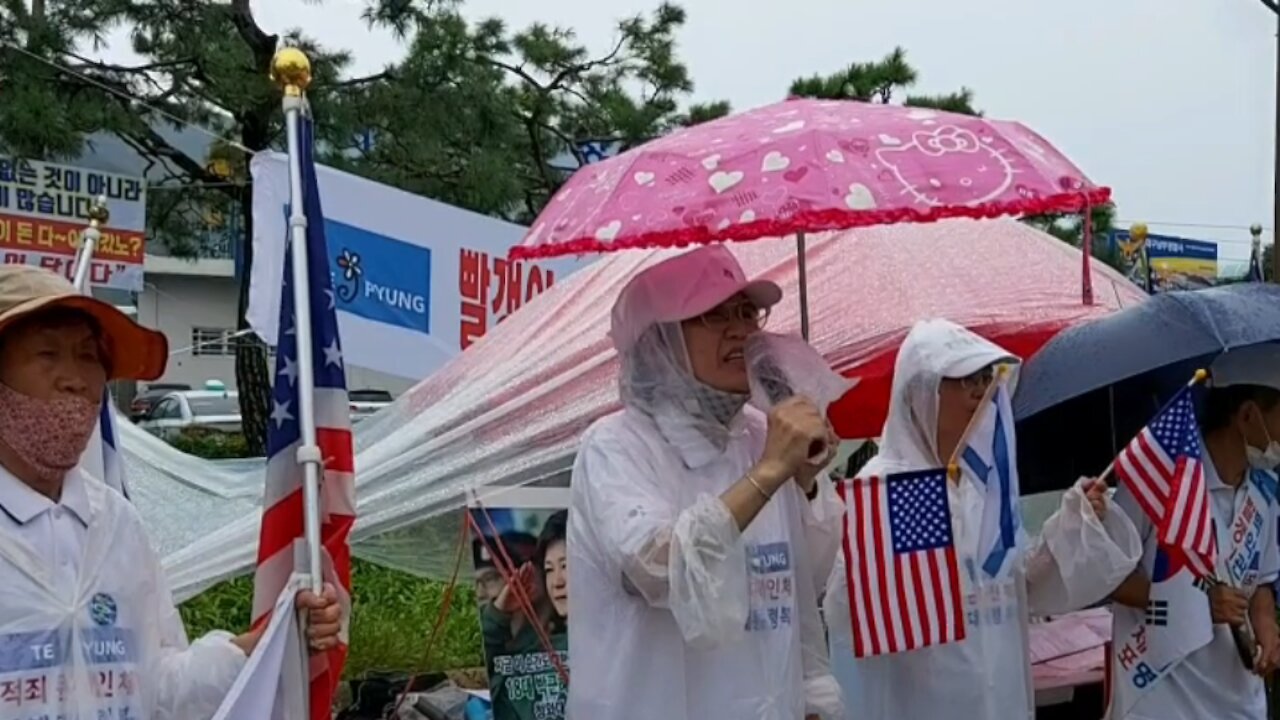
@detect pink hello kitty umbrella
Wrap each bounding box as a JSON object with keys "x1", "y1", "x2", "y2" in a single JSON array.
[{"x1": 510, "y1": 98, "x2": 1110, "y2": 335}]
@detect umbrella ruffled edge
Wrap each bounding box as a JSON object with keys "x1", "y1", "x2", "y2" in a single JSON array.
[{"x1": 508, "y1": 187, "x2": 1112, "y2": 260}]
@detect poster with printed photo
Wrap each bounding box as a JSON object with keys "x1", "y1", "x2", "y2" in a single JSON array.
[{"x1": 468, "y1": 487, "x2": 569, "y2": 720}]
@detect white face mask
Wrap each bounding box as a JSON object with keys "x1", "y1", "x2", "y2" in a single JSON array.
[{"x1": 1245, "y1": 422, "x2": 1280, "y2": 470}]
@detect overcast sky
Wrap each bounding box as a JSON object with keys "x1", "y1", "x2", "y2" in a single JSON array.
[{"x1": 228, "y1": 1, "x2": 1274, "y2": 268}]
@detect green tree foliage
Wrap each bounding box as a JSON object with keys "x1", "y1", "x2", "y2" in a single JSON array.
[
  {"x1": 1024, "y1": 203, "x2": 1127, "y2": 272},
  {"x1": 0, "y1": 0, "x2": 721, "y2": 450},
  {"x1": 789, "y1": 46, "x2": 980, "y2": 116}
]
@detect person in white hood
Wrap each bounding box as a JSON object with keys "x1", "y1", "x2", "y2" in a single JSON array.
[
  {"x1": 567, "y1": 245, "x2": 844, "y2": 720},
  {"x1": 823, "y1": 319, "x2": 1141, "y2": 720},
  {"x1": 0, "y1": 265, "x2": 342, "y2": 720}
]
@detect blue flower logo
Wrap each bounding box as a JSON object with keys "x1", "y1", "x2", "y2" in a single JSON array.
[{"x1": 334, "y1": 248, "x2": 363, "y2": 303}]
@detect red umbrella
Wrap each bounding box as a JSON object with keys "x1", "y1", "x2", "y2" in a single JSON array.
[{"x1": 400, "y1": 220, "x2": 1141, "y2": 457}]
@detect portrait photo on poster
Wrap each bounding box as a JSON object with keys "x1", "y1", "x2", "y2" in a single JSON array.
[{"x1": 468, "y1": 487, "x2": 570, "y2": 720}]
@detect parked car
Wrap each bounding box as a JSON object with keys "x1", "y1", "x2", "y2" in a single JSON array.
[
  {"x1": 349, "y1": 389, "x2": 393, "y2": 424},
  {"x1": 129, "y1": 383, "x2": 192, "y2": 421},
  {"x1": 139, "y1": 389, "x2": 242, "y2": 440}
]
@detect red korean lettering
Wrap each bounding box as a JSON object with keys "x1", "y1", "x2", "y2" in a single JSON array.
[
  {"x1": 97, "y1": 669, "x2": 115, "y2": 698},
  {"x1": 525, "y1": 265, "x2": 549, "y2": 302},
  {"x1": 0, "y1": 680, "x2": 19, "y2": 704},
  {"x1": 491, "y1": 256, "x2": 523, "y2": 318},
  {"x1": 1117, "y1": 643, "x2": 1139, "y2": 671},
  {"x1": 459, "y1": 248, "x2": 491, "y2": 349},
  {"x1": 117, "y1": 669, "x2": 134, "y2": 696},
  {"x1": 1134, "y1": 625, "x2": 1147, "y2": 654},
  {"x1": 2, "y1": 252, "x2": 24, "y2": 265},
  {"x1": 22, "y1": 676, "x2": 46, "y2": 704}
]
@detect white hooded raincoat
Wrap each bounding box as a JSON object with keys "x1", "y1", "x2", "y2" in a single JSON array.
[
  {"x1": 0, "y1": 467, "x2": 246, "y2": 720},
  {"x1": 824, "y1": 320, "x2": 1141, "y2": 720},
  {"x1": 567, "y1": 318, "x2": 844, "y2": 720}
]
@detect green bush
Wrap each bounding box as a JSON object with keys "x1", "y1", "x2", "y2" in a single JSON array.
[
  {"x1": 169, "y1": 428, "x2": 254, "y2": 459},
  {"x1": 179, "y1": 558, "x2": 484, "y2": 677},
  {"x1": 169, "y1": 431, "x2": 483, "y2": 677}
]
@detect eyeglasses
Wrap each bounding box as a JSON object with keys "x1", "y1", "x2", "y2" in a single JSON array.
[
  {"x1": 698, "y1": 303, "x2": 770, "y2": 331},
  {"x1": 957, "y1": 364, "x2": 996, "y2": 392}
]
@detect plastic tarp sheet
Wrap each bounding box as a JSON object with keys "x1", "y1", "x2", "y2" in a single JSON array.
[{"x1": 130, "y1": 219, "x2": 1141, "y2": 601}]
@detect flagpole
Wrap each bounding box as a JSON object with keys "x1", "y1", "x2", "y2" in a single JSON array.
[
  {"x1": 272, "y1": 48, "x2": 325, "y2": 597},
  {"x1": 71, "y1": 195, "x2": 109, "y2": 293}
]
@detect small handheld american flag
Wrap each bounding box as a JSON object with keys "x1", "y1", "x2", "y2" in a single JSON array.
[
  {"x1": 1113, "y1": 385, "x2": 1216, "y2": 579},
  {"x1": 839, "y1": 469, "x2": 966, "y2": 658}
]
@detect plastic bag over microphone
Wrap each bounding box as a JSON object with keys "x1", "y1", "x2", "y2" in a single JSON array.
[{"x1": 745, "y1": 331, "x2": 857, "y2": 414}]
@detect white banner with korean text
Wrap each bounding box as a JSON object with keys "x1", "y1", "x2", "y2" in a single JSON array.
[{"x1": 249, "y1": 153, "x2": 590, "y2": 381}]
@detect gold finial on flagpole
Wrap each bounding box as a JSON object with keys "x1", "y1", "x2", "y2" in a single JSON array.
[
  {"x1": 86, "y1": 195, "x2": 109, "y2": 228},
  {"x1": 270, "y1": 47, "x2": 312, "y2": 98}
]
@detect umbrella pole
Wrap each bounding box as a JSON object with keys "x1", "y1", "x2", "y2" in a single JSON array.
[{"x1": 796, "y1": 232, "x2": 811, "y2": 340}]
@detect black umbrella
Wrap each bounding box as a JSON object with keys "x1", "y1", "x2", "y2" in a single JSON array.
[{"x1": 1013, "y1": 283, "x2": 1280, "y2": 494}]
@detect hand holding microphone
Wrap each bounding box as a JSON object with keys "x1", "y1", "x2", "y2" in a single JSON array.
[
  {"x1": 747, "y1": 333, "x2": 852, "y2": 491},
  {"x1": 759, "y1": 397, "x2": 831, "y2": 478}
]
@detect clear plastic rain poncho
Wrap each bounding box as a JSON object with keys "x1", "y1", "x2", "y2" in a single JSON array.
[
  {"x1": 567, "y1": 320, "x2": 844, "y2": 720},
  {"x1": 0, "y1": 469, "x2": 245, "y2": 720},
  {"x1": 823, "y1": 319, "x2": 1141, "y2": 720}
]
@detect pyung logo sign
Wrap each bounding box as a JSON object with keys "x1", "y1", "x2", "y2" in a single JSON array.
[{"x1": 324, "y1": 219, "x2": 432, "y2": 335}]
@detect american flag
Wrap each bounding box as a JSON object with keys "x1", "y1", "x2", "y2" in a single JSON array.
[
  {"x1": 251, "y1": 115, "x2": 356, "y2": 719},
  {"x1": 1114, "y1": 386, "x2": 1215, "y2": 579},
  {"x1": 839, "y1": 469, "x2": 966, "y2": 658}
]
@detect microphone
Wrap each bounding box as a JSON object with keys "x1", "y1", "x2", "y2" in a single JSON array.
[{"x1": 747, "y1": 342, "x2": 828, "y2": 462}]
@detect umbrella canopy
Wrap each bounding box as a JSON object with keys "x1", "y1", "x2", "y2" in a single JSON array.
[
  {"x1": 410, "y1": 218, "x2": 1140, "y2": 448},
  {"x1": 1014, "y1": 283, "x2": 1280, "y2": 421},
  {"x1": 810, "y1": 220, "x2": 1144, "y2": 437},
  {"x1": 1013, "y1": 283, "x2": 1280, "y2": 494},
  {"x1": 511, "y1": 99, "x2": 1109, "y2": 260}
]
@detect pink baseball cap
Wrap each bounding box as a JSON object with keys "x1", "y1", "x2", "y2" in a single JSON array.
[{"x1": 610, "y1": 245, "x2": 783, "y2": 353}]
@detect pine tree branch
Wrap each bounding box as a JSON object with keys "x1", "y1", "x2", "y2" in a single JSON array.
[
  {"x1": 323, "y1": 70, "x2": 395, "y2": 89},
  {"x1": 63, "y1": 52, "x2": 197, "y2": 75}
]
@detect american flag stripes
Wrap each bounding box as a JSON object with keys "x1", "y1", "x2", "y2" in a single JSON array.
[
  {"x1": 1114, "y1": 386, "x2": 1216, "y2": 579},
  {"x1": 251, "y1": 115, "x2": 356, "y2": 719},
  {"x1": 839, "y1": 469, "x2": 966, "y2": 658}
]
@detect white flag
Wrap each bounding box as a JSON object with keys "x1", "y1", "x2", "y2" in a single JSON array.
[{"x1": 211, "y1": 576, "x2": 309, "y2": 720}]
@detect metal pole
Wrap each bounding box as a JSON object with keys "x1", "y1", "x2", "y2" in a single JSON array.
[
  {"x1": 1274, "y1": 9, "x2": 1280, "y2": 282},
  {"x1": 71, "y1": 195, "x2": 108, "y2": 293},
  {"x1": 273, "y1": 48, "x2": 325, "y2": 610},
  {"x1": 281, "y1": 99, "x2": 325, "y2": 597},
  {"x1": 796, "y1": 232, "x2": 811, "y2": 340}
]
